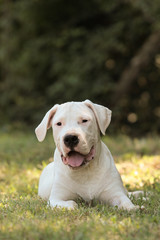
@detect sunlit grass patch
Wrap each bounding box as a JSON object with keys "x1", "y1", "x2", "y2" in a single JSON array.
[
  {"x1": 116, "y1": 155, "x2": 160, "y2": 190},
  {"x1": 0, "y1": 132, "x2": 160, "y2": 240}
]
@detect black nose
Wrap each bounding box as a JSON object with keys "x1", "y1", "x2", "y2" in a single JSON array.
[{"x1": 64, "y1": 134, "x2": 79, "y2": 149}]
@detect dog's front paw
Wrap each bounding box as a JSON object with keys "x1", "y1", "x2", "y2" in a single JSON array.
[
  {"x1": 110, "y1": 194, "x2": 145, "y2": 211},
  {"x1": 49, "y1": 200, "x2": 78, "y2": 210},
  {"x1": 62, "y1": 200, "x2": 78, "y2": 209},
  {"x1": 119, "y1": 202, "x2": 145, "y2": 211}
]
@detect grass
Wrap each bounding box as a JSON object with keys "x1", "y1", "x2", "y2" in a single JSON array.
[{"x1": 0, "y1": 130, "x2": 160, "y2": 240}]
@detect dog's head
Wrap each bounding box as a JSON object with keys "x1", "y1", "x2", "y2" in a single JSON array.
[{"x1": 35, "y1": 100, "x2": 111, "y2": 169}]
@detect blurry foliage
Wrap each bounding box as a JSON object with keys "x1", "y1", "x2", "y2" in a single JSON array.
[{"x1": 0, "y1": 0, "x2": 160, "y2": 135}]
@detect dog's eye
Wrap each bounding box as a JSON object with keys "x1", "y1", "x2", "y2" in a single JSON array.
[
  {"x1": 57, "y1": 122, "x2": 62, "y2": 126},
  {"x1": 82, "y1": 119, "x2": 88, "y2": 123}
]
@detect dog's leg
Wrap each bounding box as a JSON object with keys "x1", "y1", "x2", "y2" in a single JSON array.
[
  {"x1": 49, "y1": 183, "x2": 78, "y2": 210},
  {"x1": 38, "y1": 162, "x2": 55, "y2": 200},
  {"x1": 99, "y1": 191, "x2": 143, "y2": 210},
  {"x1": 109, "y1": 194, "x2": 141, "y2": 210}
]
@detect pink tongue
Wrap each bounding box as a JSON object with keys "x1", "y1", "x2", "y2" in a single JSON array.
[{"x1": 67, "y1": 152, "x2": 84, "y2": 167}]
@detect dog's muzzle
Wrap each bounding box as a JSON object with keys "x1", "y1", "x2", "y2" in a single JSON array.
[{"x1": 61, "y1": 146, "x2": 95, "y2": 169}]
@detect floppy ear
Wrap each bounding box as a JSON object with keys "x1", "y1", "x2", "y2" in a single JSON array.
[
  {"x1": 35, "y1": 104, "x2": 59, "y2": 142},
  {"x1": 84, "y1": 100, "x2": 112, "y2": 135}
]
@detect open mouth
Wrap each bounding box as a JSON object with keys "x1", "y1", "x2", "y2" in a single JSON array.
[{"x1": 61, "y1": 146, "x2": 95, "y2": 169}]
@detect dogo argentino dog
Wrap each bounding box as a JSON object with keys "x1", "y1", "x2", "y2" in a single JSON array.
[{"x1": 35, "y1": 100, "x2": 144, "y2": 210}]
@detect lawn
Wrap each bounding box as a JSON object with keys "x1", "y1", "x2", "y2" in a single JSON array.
[{"x1": 0, "y1": 131, "x2": 160, "y2": 240}]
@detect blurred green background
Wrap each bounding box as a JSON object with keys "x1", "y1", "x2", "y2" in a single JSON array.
[{"x1": 0, "y1": 0, "x2": 160, "y2": 135}]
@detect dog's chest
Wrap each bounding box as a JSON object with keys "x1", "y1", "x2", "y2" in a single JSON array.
[
  {"x1": 69, "y1": 170, "x2": 107, "y2": 201},
  {"x1": 77, "y1": 181, "x2": 102, "y2": 201}
]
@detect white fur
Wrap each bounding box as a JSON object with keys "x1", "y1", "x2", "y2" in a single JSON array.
[{"x1": 35, "y1": 100, "x2": 143, "y2": 210}]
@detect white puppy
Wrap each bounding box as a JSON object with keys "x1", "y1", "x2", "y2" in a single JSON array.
[{"x1": 35, "y1": 100, "x2": 143, "y2": 210}]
